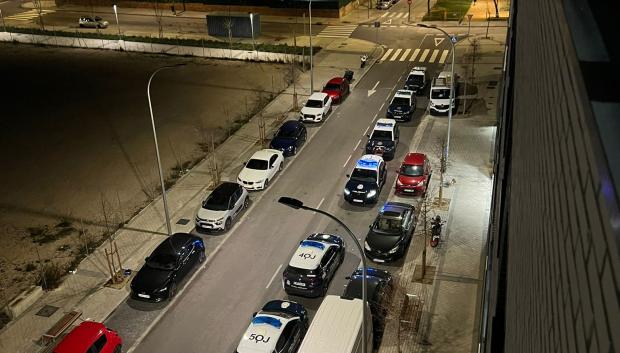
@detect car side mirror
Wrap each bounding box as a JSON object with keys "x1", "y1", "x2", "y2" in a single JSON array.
[
  {"x1": 368, "y1": 225, "x2": 372, "y2": 228},
  {"x1": 366, "y1": 134, "x2": 370, "y2": 138},
  {"x1": 252, "y1": 311, "x2": 258, "y2": 317},
  {"x1": 346, "y1": 174, "x2": 350, "y2": 178},
  {"x1": 144, "y1": 257, "x2": 149, "y2": 262},
  {"x1": 345, "y1": 276, "x2": 351, "y2": 280},
  {"x1": 243, "y1": 161, "x2": 247, "y2": 166}
]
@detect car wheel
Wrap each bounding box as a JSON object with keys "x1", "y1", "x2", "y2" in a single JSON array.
[
  {"x1": 264, "y1": 179, "x2": 270, "y2": 188},
  {"x1": 243, "y1": 196, "x2": 249, "y2": 209},
  {"x1": 278, "y1": 162, "x2": 283, "y2": 171},
  {"x1": 224, "y1": 218, "x2": 232, "y2": 231},
  {"x1": 168, "y1": 282, "x2": 177, "y2": 299},
  {"x1": 113, "y1": 345, "x2": 122, "y2": 353}
]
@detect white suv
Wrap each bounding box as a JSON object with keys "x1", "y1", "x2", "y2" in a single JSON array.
[{"x1": 300, "y1": 92, "x2": 332, "y2": 123}]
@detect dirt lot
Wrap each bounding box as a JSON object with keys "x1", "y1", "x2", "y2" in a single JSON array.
[{"x1": 0, "y1": 43, "x2": 290, "y2": 309}]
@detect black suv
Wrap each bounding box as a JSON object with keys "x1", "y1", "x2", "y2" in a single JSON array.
[
  {"x1": 131, "y1": 233, "x2": 205, "y2": 302},
  {"x1": 365, "y1": 119, "x2": 399, "y2": 160},
  {"x1": 364, "y1": 202, "x2": 416, "y2": 262},
  {"x1": 283, "y1": 233, "x2": 345, "y2": 297},
  {"x1": 344, "y1": 155, "x2": 387, "y2": 205}
]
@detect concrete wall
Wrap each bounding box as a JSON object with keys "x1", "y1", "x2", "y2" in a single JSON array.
[{"x1": 484, "y1": 0, "x2": 620, "y2": 352}]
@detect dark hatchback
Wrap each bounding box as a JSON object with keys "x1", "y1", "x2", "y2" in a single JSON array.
[
  {"x1": 282, "y1": 233, "x2": 345, "y2": 298},
  {"x1": 269, "y1": 120, "x2": 307, "y2": 156},
  {"x1": 364, "y1": 202, "x2": 416, "y2": 262},
  {"x1": 131, "y1": 233, "x2": 205, "y2": 302},
  {"x1": 342, "y1": 267, "x2": 393, "y2": 346}
]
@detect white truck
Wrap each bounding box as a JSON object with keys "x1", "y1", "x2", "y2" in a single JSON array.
[{"x1": 429, "y1": 71, "x2": 458, "y2": 115}]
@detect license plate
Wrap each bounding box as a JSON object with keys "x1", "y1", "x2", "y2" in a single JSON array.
[
  {"x1": 403, "y1": 189, "x2": 414, "y2": 193},
  {"x1": 138, "y1": 293, "x2": 150, "y2": 299},
  {"x1": 293, "y1": 282, "x2": 306, "y2": 287},
  {"x1": 373, "y1": 258, "x2": 385, "y2": 263},
  {"x1": 353, "y1": 199, "x2": 363, "y2": 203}
]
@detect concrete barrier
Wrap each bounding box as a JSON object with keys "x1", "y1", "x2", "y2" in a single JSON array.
[{"x1": 3, "y1": 286, "x2": 43, "y2": 320}]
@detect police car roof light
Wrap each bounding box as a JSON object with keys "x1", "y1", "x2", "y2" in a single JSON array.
[
  {"x1": 300, "y1": 240, "x2": 325, "y2": 250},
  {"x1": 251, "y1": 315, "x2": 283, "y2": 329},
  {"x1": 376, "y1": 122, "x2": 394, "y2": 128},
  {"x1": 357, "y1": 159, "x2": 379, "y2": 169}
]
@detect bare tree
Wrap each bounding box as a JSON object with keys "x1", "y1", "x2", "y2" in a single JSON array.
[
  {"x1": 224, "y1": 6, "x2": 234, "y2": 59},
  {"x1": 154, "y1": 0, "x2": 164, "y2": 39},
  {"x1": 493, "y1": 0, "x2": 499, "y2": 18}
]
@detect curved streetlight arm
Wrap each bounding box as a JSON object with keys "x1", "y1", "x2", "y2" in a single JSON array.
[
  {"x1": 147, "y1": 63, "x2": 186, "y2": 236},
  {"x1": 278, "y1": 197, "x2": 368, "y2": 353}
]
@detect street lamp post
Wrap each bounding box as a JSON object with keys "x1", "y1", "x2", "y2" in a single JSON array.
[
  {"x1": 308, "y1": 0, "x2": 314, "y2": 93},
  {"x1": 146, "y1": 63, "x2": 186, "y2": 236},
  {"x1": 249, "y1": 12, "x2": 256, "y2": 52},
  {"x1": 278, "y1": 197, "x2": 368, "y2": 353},
  {"x1": 112, "y1": 5, "x2": 122, "y2": 42},
  {"x1": 417, "y1": 23, "x2": 455, "y2": 162}
]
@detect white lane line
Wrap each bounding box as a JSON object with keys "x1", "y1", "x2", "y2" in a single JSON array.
[
  {"x1": 0, "y1": 1, "x2": 9, "y2": 4},
  {"x1": 354, "y1": 139, "x2": 361, "y2": 151},
  {"x1": 428, "y1": 49, "x2": 439, "y2": 63},
  {"x1": 343, "y1": 154, "x2": 352, "y2": 168},
  {"x1": 399, "y1": 48, "x2": 411, "y2": 61},
  {"x1": 380, "y1": 102, "x2": 385, "y2": 110},
  {"x1": 363, "y1": 125, "x2": 370, "y2": 135},
  {"x1": 439, "y1": 49, "x2": 449, "y2": 64},
  {"x1": 266, "y1": 264, "x2": 283, "y2": 289},
  {"x1": 381, "y1": 49, "x2": 393, "y2": 61},
  {"x1": 317, "y1": 197, "x2": 325, "y2": 209},
  {"x1": 390, "y1": 48, "x2": 402, "y2": 61},
  {"x1": 373, "y1": 112, "x2": 378, "y2": 120},
  {"x1": 419, "y1": 49, "x2": 430, "y2": 62},
  {"x1": 380, "y1": 12, "x2": 388, "y2": 18},
  {"x1": 409, "y1": 48, "x2": 421, "y2": 62}
]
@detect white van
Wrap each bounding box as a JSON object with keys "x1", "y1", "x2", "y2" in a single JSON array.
[
  {"x1": 297, "y1": 295, "x2": 373, "y2": 353},
  {"x1": 429, "y1": 71, "x2": 457, "y2": 115}
]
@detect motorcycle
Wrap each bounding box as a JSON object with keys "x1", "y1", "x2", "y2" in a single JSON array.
[
  {"x1": 360, "y1": 54, "x2": 368, "y2": 68},
  {"x1": 430, "y1": 215, "x2": 444, "y2": 247},
  {"x1": 344, "y1": 69, "x2": 354, "y2": 82}
]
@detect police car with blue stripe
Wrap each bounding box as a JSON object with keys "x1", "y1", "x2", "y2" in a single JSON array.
[
  {"x1": 282, "y1": 233, "x2": 345, "y2": 297},
  {"x1": 236, "y1": 300, "x2": 309, "y2": 353},
  {"x1": 344, "y1": 155, "x2": 387, "y2": 205},
  {"x1": 365, "y1": 119, "x2": 399, "y2": 160}
]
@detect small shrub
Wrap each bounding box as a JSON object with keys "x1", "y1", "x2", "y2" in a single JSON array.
[
  {"x1": 25, "y1": 263, "x2": 37, "y2": 272},
  {"x1": 38, "y1": 262, "x2": 64, "y2": 290}
]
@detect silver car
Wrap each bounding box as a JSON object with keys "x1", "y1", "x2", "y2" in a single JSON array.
[
  {"x1": 78, "y1": 16, "x2": 109, "y2": 29},
  {"x1": 376, "y1": 0, "x2": 393, "y2": 9}
]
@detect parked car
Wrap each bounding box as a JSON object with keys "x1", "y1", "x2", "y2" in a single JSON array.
[
  {"x1": 395, "y1": 152, "x2": 432, "y2": 196},
  {"x1": 386, "y1": 89, "x2": 416, "y2": 122},
  {"x1": 365, "y1": 119, "x2": 399, "y2": 160},
  {"x1": 300, "y1": 92, "x2": 332, "y2": 123},
  {"x1": 131, "y1": 233, "x2": 205, "y2": 302},
  {"x1": 376, "y1": 0, "x2": 392, "y2": 9},
  {"x1": 195, "y1": 182, "x2": 249, "y2": 232},
  {"x1": 78, "y1": 16, "x2": 109, "y2": 28},
  {"x1": 364, "y1": 202, "x2": 416, "y2": 262},
  {"x1": 269, "y1": 120, "x2": 307, "y2": 156},
  {"x1": 321, "y1": 77, "x2": 350, "y2": 104},
  {"x1": 237, "y1": 149, "x2": 284, "y2": 190},
  {"x1": 404, "y1": 66, "x2": 428, "y2": 95},
  {"x1": 283, "y1": 233, "x2": 345, "y2": 298},
  {"x1": 344, "y1": 155, "x2": 387, "y2": 205},
  {"x1": 343, "y1": 267, "x2": 393, "y2": 347},
  {"x1": 53, "y1": 321, "x2": 122, "y2": 353},
  {"x1": 236, "y1": 300, "x2": 309, "y2": 353}
]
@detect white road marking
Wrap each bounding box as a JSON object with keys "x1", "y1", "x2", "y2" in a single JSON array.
[
  {"x1": 380, "y1": 48, "x2": 393, "y2": 61},
  {"x1": 354, "y1": 139, "x2": 361, "y2": 151},
  {"x1": 317, "y1": 197, "x2": 325, "y2": 209},
  {"x1": 409, "y1": 48, "x2": 421, "y2": 62},
  {"x1": 439, "y1": 50, "x2": 449, "y2": 64},
  {"x1": 390, "y1": 48, "x2": 402, "y2": 61},
  {"x1": 343, "y1": 154, "x2": 352, "y2": 168},
  {"x1": 434, "y1": 37, "x2": 445, "y2": 46},
  {"x1": 399, "y1": 48, "x2": 411, "y2": 61},
  {"x1": 428, "y1": 49, "x2": 439, "y2": 63},
  {"x1": 419, "y1": 49, "x2": 430, "y2": 62},
  {"x1": 266, "y1": 264, "x2": 283, "y2": 289},
  {"x1": 364, "y1": 125, "x2": 370, "y2": 135},
  {"x1": 380, "y1": 102, "x2": 385, "y2": 110},
  {"x1": 373, "y1": 112, "x2": 378, "y2": 120}
]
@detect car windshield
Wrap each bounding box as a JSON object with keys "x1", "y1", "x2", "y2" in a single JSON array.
[
  {"x1": 400, "y1": 164, "x2": 423, "y2": 176},
  {"x1": 276, "y1": 128, "x2": 297, "y2": 139},
  {"x1": 202, "y1": 193, "x2": 228, "y2": 211},
  {"x1": 350, "y1": 168, "x2": 377, "y2": 183},
  {"x1": 431, "y1": 88, "x2": 450, "y2": 99},
  {"x1": 373, "y1": 216, "x2": 401, "y2": 234},
  {"x1": 246, "y1": 159, "x2": 268, "y2": 170},
  {"x1": 370, "y1": 130, "x2": 392, "y2": 140},
  {"x1": 408, "y1": 74, "x2": 424, "y2": 84},
  {"x1": 324, "y1": 83, "x2": 340, "y2": 91},
  {"x1": 305, "y1": 99, "x2": 323, "y2": 108},
  {"x1": 146, "y1": 253, "x2": 177, "y2": 270},
  {"x1": 392, "y1": 97, "x2": 410, "y2": 106}
]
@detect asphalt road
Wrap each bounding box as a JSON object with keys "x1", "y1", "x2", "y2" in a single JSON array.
[{"x1": 101, "y1": 26, "x2": 454, "y2": 353}]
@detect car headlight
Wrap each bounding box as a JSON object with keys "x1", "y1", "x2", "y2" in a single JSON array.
[
  {"x1": 364, "y1": 241, "x2": 371, "y2": 251},
  {"x1": 388, "y1": 245, "x2": 400, "y2": 254},
  {"x1": 430, "y1": 101, "x2": 435, "y2": 107},
  {"x1": 344, "y1": 188, "x2": 351, "y2": 195},
  {"x1": 287, "y1": 145, "x2": 294, "y2": 151},
  {"x1": 366, "y1": 190, "x2": 377, "y2": 198},
  {"x1": 396, "y1": 179, "x2": 403, "y2": 186},
  {"x1": 317, "y1": 113, "x2": 323, "y2": 117}
]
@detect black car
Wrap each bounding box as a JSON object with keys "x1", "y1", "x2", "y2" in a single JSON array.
[
  {"x1": 344, "y1": 155, "x2": 387, "y2": 205},
  {"x1": 283, "y1": 233, "x2": 345, "y2": 298},
  {"x1": 404, "y1": 67, "x2": 427, "y2": 95},
  {"x1": 236, "y1": 300, "x2": 309, "y2": 353},
  {"x1": 364, "y1": 202, "x2": 416, "y2": 262},
  {"x1": 131, "y1": 233, "x2": 205, "y2": 302},
  {"x1": 365, "y1": 119, "x2": 399, "y2": 160},
  {"x1": 269, "y1": 120, "x2": 307, "y2": 156},
  {"x1": 342, "y1": 267, "x2": 393, "y2": 346},
  {"x1": 386, "y1": 90, "x2": 416, "y2": 122}
]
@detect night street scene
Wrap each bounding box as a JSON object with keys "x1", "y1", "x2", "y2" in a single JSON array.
[{"x1": 0, "y1": 0, "x2": 617, "y2": 353}]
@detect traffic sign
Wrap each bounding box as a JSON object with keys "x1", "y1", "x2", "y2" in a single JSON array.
[
  {"x1": 450, "y1": 35, "x2": 458, "y2": 43},
  {"x1": 374, "y1": 21, "x2": 381, "y2": 28},
  {"x1": 408, "y1": 0, "x2": 412, "y2": 4}
]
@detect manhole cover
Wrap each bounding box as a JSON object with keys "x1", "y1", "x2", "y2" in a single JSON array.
[
  {"x1": 36, "y1": 305, "x2": 59, "y2": 317},
  {"x1": 176, "y1": 218, "x2": 190, "y2": 225}
]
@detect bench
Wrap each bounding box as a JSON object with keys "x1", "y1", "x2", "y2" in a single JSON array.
[{"x1": 42, "y1": 310, "x2": 82, "y2": 344}]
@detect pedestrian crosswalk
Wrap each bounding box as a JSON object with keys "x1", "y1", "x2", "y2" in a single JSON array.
[
  {"x1": 380, "y1": 48, "x2": 451, "y2": 64},
  {"x1": 379, "y1": 12, "x2": 410, "y2": 19},
  {"x1": 4, "y1": 9, "x2": 54, "y2": 22},
  {"x1": 316, "y1": 24, "x2": 358, "y2": 38}
]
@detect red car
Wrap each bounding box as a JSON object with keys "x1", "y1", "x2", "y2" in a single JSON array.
[
  {"x1": 395, "y1": 152, "x2": 431, "y2": 196},
  {"x1": 321, "y1": 77, "x2": 350, "y2": 104},
  {"x1": 53, "y1": 321, "x2": 122, "y2": 353}
]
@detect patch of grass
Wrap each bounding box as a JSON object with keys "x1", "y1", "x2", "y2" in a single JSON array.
[
  {"x1": 38, "y1": 262, "x2": 64, "y2": 290},
  {"x1": 422, "y1": 0, "x2": 472, "y2": 21}
]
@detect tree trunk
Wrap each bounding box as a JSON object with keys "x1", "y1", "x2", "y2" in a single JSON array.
[
  {"x1": 427, "y1": 0, "x2": 431, "y2": 15},
  {"x1": 493, "y1": 0, "x2": 499, "y2": 18}
]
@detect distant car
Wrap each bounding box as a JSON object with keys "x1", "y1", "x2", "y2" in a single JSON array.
[
  {"x1": 386, "y1": 89, "x2": 416, "y2": 122},
  {"x1": 195, "y1": 182, "x2": 249, "y2": 232},
  {"x1": 53, "y1": 321, "x2": 122, "y2": 353},
  {"x1": 344, "y1": 155, "x2": 387, "y2": 205},
  {"x1": 269, "y1": 120, "x2": 307, "y2": 156},
  {"x1": 78, "y1": 16, "x2": 109, "y2": 28},
  {"x1": 131, "y1": 233, "x2": 205, "y2": 302},
  {"x1": 321, "y1": 77, "x2": 350, "y2": 104},
  {"x1": 342, "y1": 267, "x2": 393, "y2": 347},
  {"x1": 283, "y1": 233, "x2": 345, "y2": 298},
  {"x1": 364, "y1": 202, "x2": 416, "y2": 262},
  {"x1": 365, "y1": 119, "x2": 399, "y2": 160},
  {"x1": 396, "y1": 153, "x2": 432, "y2": 196},
  {"x1": 237, "y1": 149, "x2": 284, "y2": 190},
  {"x1": 376, "y1": 0, "x2": 392, "y2": 9},
  {"x1": 236, "y1": 300, "x2": 309, "y2": 353},
  {"x1": 300, "y1": 92, "x2": 332, "y2": 123},
  {"x1": 404, "y1": 66, "x2": 428, "y2": 95}
]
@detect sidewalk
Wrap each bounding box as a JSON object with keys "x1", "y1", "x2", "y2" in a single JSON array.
[{"x1": 0, "y1": 35, "x2": 378, "y2": 353}]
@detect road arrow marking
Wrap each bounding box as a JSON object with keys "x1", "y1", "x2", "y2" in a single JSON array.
[
  {"x1": 434, "y1": 37, "x2": 445, "y2": 46},
  {"x1": 383, "y1": 18, "x2": 392, "y2": 25},
  {"x1": 368, "y1": 81, "x2": 380, "y2": 97}
]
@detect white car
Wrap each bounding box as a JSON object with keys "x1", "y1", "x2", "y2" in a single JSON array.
[
  {"x1": 237, "y1": 149, "x2": 284, "y2": 190},
  {"x1": 195, "y1": 182, "x2": 248, "y2": 232},
  {"x1": 300, "y1": 92, "x2": 332, "y2": 123},
  {"x1": 78, "y1": 16, "x2": 109, "y2": 28}
]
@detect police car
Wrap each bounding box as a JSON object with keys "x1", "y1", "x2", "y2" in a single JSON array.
[
  {"x1": 282, "y1": 233, "x2": 345, "y2": 298},
  {"x1": 236, "y1": 300, "x2": 309, "y2": 353},
  {"x1": 386, "y1": 89, "x2": 416, "y2": 122},
  {"x1": 404, "y1": 66, "x2": 427, "y2": 94},
  {"x1": 344, "y1": 155, "x2": 387, "y2": 205},
  {"x1": 365, "y1": 119, "x2": 399, "y2": 160}
]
